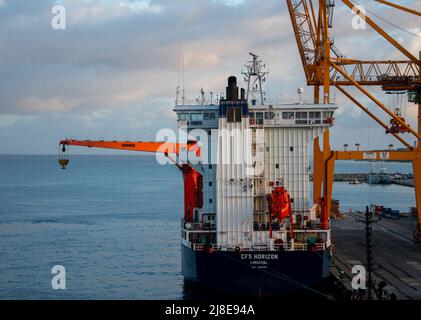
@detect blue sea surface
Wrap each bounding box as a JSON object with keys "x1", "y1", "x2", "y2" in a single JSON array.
[
  {"x1": 0, "y1": 155, "x2": 416, "y2": 299},
  {"x1": 330, "y1": 160, "x2": 415, "y2": 212},
  {"x1": 0, "y1": 155, "x2": 183, "y2": 299}
]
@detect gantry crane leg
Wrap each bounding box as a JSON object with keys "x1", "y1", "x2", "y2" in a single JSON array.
[
  {"x1": 323, "y1": 130, "x2": 335, "y2": 229},
  {"x1": 313, "y1": 130, "x2": 335, "y2": 230},
  {"x1": 313, "y1": 137, "x2": 323, "y2": 205},
  {"x1": 416, "y1": 80, "x2": 421, "y2": 240},
  {"x1": 415, "y1": 55, "x2": 421, "y2": 240},
  {"x1": 414, "y1": 157, "x2": 421, "y2": 240}
]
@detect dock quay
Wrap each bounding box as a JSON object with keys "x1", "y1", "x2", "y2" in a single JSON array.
[
  {"x1": 391, "y1": 178, "x2": 415, "y2": 187},
  {"x1": 309, "y1": 173, "x2": 368, "y2": 182},
  {"x1": 330, "y1": 212, "x2": 421, "y2": 300}
]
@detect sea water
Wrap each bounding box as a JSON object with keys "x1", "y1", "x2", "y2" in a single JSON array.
[{"x1": 0, "y1": 155, "x2": 416, "y2": 299}]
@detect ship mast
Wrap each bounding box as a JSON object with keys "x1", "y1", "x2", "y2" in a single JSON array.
[{"x1": 242, "y1": 53, "x2": 268, "y2": 106}]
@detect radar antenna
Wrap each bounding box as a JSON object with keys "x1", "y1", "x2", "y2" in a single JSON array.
[{"x1": 242, "y1": 53, "x2": 269, "y2": 106}]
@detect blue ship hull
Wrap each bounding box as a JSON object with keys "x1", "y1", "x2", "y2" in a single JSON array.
[{"x1": 181, "y1": 243, "x2": 331, "y2": 296}]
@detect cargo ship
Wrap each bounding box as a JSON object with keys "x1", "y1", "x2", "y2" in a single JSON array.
[
  {"x1": 176, "y1": 54, "x2": 336, "y2": 295},
  {"x1": 367, "y1": 162, "x2": 392, "y2": 185},
  {"x1": 59, "y1": 54, "x2": 337, "y2": 295}
]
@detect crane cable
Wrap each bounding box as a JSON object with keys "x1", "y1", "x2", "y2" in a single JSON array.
[
  {"x1": 397, "y1": 92, "x2": 408, "y2": 119},
  {"x1": 352, "y1": 2, "x2": 421, "y2": 38},
  {"x1": 367, "y1": 99, "x2": 373, "y2": 208}
]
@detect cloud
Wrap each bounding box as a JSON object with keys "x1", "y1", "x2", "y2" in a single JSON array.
[
  {"x1": 0, "y1": 0, "x2": 420, "y2": 153},
  {"x1": 212, "y1": 0, "x2": 245, "y2": 6},
  {"x1": 120, "y1": 0, "x2": 162, "y2": 14}
]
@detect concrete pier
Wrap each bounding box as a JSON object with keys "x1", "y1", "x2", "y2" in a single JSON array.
[
  {"x1": 309, "y1": 173, "x2": 414, "y2": 187},
  {"x1": 330, "y1": 212, "x2": 421, "y2": 299}
]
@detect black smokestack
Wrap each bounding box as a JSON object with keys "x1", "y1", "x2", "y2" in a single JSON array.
[
  {"x1": 240, "y1": 88, "x2": 245, "y2": 101},
  {"x1": 226, "y1": 76, "x2": 238, "y2": 101}
]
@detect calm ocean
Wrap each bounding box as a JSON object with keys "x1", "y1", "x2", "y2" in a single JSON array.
[{"x1": 0, "y1": 155, "x2": 416, "y2": 299}]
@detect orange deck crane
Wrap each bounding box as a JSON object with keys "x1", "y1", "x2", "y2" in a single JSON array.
[
  {"x1": 58, "y1": 139, "x2": 202, "y2": 222},
  {"x1": 286, "y1": 0, "x2": 421, "y2": 240},
  {"x1": 59, "y1": 139, "x2": 200, "y2": 158}
]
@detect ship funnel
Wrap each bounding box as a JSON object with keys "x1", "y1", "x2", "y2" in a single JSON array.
[{"x1": 226, "y1": 76, "x2": 238, "y2": 101}]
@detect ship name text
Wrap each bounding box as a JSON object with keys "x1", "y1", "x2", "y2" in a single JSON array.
[{"x1": 240, "y1": 253, "x2": 278, "y2": 260}]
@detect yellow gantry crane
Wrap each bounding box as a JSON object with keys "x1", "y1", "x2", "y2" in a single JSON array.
[
  {"x1": 285, "y1": 0, "x2": 421, "y2": 240},
  {"x1": 375, "y1": 0, "x2": 421, "y2": 17}
]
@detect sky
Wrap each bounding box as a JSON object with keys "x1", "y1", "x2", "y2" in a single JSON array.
[{"x1": 0, "y1": 0, "x2": 420, "y2": 154}]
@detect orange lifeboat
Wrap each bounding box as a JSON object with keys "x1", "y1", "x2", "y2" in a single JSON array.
[{"x1": 267, "y1": 186, "x2": 292, "y2": 221}]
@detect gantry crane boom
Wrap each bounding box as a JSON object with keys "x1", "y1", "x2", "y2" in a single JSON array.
[
  {"x1": 332, "y1": 150, "x2": 421, "y2": 161},
  {"x1": 342, "y1": 0, "x2": 417, "y2": 63},
  {"x1": 285, "y1": 0, "x2": 421, "y2": 240},
  {"x1": 287, "y1": 0, "x2": 420, "y2": 89},
  {"x1": 375, "y1": 0, "x2": 421, "y2": 17},
  {"x1": 327, "y1": 59, "x2": 419, "y2": 89}
]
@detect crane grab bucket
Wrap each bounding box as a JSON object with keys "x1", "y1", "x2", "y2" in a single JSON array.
[
  {"x1": 58, "y1": 144, "x2": 69, "y2": 169},
  {"x1": 58, "y1": 159, "x2": 69, "y2": 169}
]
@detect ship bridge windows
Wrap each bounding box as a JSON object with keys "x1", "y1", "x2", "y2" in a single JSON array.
[
  {"x1": 282, "y1": 112, "x2": 294, "y2": 119},
  {"x1": 309, "y1": 111, "x2": 321, "y2": 124},
  {"x1": 178, "y1": 113, "x2": 188, "y2": 121},
  {"x1": 191, "y1": 113, "x2": 203, "y2": 126},
  {"x1": 191, "y1": 113, "x2": 203, "y2": 121},
  {"x1": 295, "y1": 111, "x2": 308, "y2": 125},
  {"x1": 204, "y1": 112, "x2": 216, "y2": 120},
  {"x1": 255, "y1": 112, "x2": 264, "y2": 125},
  {"x1": 249, "y1": 112, "x2": 256, "y2": 125},
  {"x1": 227, "y1": 107, "x2": 241, "y2": 123},
  {"x1": 264, "y1": 112, "x2": 275, "y2": 120}
]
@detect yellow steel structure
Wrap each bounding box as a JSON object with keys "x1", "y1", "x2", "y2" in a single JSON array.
[
  {"x1": 286, "y1": 0, "x2": 421, "y2": 240},
  {"x1": 375, "y1": 0, "x2": 421, "y2": 17}
]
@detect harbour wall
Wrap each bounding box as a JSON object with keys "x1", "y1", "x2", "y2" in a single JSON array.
[{"x1": 309, "y1": 173, "x2": 414, "y2": 187}]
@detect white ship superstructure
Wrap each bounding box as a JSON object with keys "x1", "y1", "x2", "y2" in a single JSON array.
[{"x1": 175, "y1": 54, "x2": 337, "y2": 253}]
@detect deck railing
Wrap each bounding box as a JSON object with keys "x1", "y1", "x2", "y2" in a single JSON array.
[
  {"x1": 191, "y1": 242, "x2": 327, "y2": 252},
  {"x1": 182, "y1": 219, "x2": 216, "y2": 231}
]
